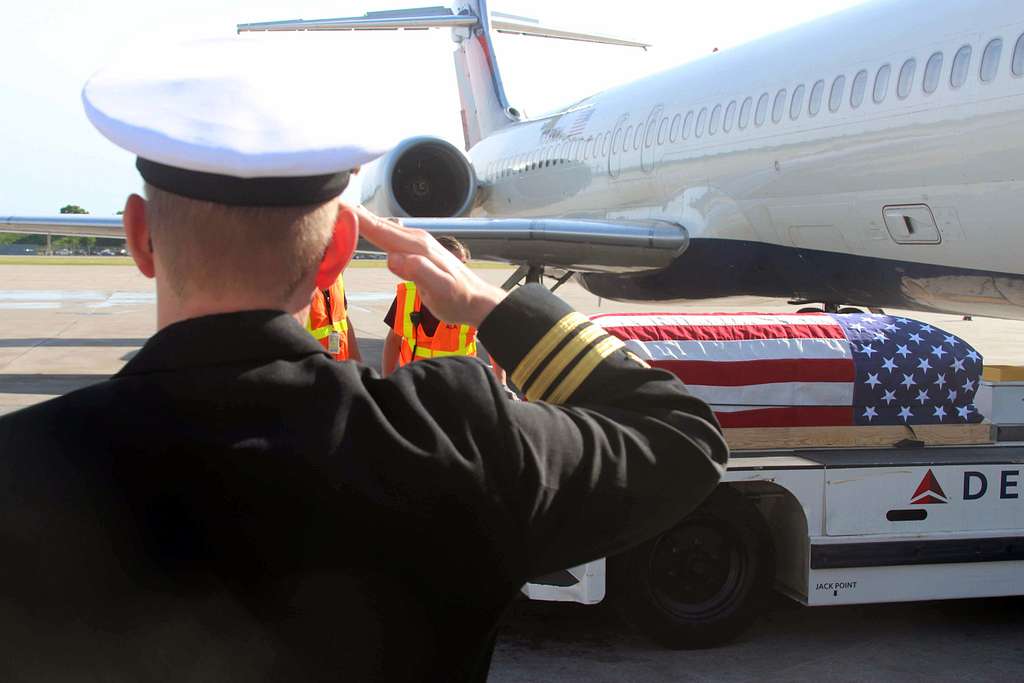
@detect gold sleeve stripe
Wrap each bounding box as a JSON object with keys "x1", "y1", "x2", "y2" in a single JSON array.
[
  {"x1": 511, "y1": 311, "x2": 590, "y2": 389},
  {"x1": 546, "y1": 336, "x2": 626, "y2": 405},
  {"x1": 524, "y1": 323, "x2": 607, "y2": 401}
]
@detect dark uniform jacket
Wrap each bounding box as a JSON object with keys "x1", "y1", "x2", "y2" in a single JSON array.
[{"x1": 0, "y1": 285, "x2": 728, "y2": 682}]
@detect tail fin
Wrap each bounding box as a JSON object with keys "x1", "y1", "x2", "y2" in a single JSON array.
[{"x1": 238, "y1": 2, "x2": 648, "y2": 149}]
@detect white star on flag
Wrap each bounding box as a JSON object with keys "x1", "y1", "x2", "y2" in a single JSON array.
[
  {"x1": 917, "y1": 358, "x2": 932, "y2": 372},
  {"x1": 882, "y1": 357, "x2": 898, "y2": 372},
  {"x1": 884, "y1": 323, "x2": 898, "y2": 332},
  {"x1": 860, "y1": 344, "x2": 877, "y2": 358},
  {"x1": 957, "y1": 405, "x2": 972, "y2": 420},
  {"x1": 882, "y1": 389, "x2": 897, "y2": 404},
  {"x1": 931, "y1": 345, "x2": 947, "y2": 359},
  {"x1": 896, "y1": 318, "x2": 911, "y2": 325},
  {"x1": 947, "y1": 389, "x2": 958, "y2": 402},
  {"x1": 966, "y1": 350, "x2": 980, "y2": 362},
  {"x1": 933, "y1": 406, "x2": 947, "y2": 420},
  {"x1": 874, "y1": 331, "x2": 888, "y2": 341},
  {"x1": 915, "y1": 389, "x2": 930, "y2": 404},
  {"x1": 919, "y1": 324, "x2": 934, "y2": 334},
  {"x1": 901, "y1": 373, "x2": 917, "y2": 389},
  {"x1": 898, "y1": 406, "x2": 914, "y2": 421},
  {"x1": 944, "y1": 335, "x2": 959, "y2": 346},
  {"x1": 896, "y1": 344, "x2": 912, "y2": 358},
  {"x1": 865, "y1": 373, "x2": 881, "y2": 388},
  {"x1": 934, "y1": 373, "x2": 947, "y2": 388},
  {"x1": 962, "y1": 379, "x2": 975, "y2": 392},
  {"x1": 951, "y1": 358, "x2": 966, "y2": 372},
  {"x1": 908, "y1": 333, "x2": 924, "y2": 344},
  {"x1": 862, "y1": 406, "x2": 878, "y2": 421},
  {"x1": 850, "y1": 322, "x2": 865, "y2": 331}
]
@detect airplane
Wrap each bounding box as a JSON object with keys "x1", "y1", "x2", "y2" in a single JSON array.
[{"x1": 5, "y1": 0, "x2": 1024, "y2": 319}]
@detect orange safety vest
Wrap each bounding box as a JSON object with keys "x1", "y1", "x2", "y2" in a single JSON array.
[
  {"x1": 392, "y1": 281, "x2": 476, "y2": 366},
  {"x1": 307, "y1": 276, "x2": 351, "y2": 360}
]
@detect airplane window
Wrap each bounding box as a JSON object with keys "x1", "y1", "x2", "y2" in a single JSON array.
[
  {"x1": 755, "y1": 93, "x2": 769, "y2": 126},
  {"x1": 657, "y1": 117, "x2": 668, "y2": 145},
  {"x1": 981, "y1": 38, "x2": 1003, "y2": 82},
  {"x1": 829, "y1": 75, "x2": 846, "y2": 112},
  {"x1": 633, "y1": 124, "x2": 644, "y2": 150},
  {"x1": 709, "y1": 104, "x2": 722, "y2": 135},
  {"x1": 922, "y1": 53, "x2": 942, "y2": 94},
  {"x1": 683, "y1": 111, "x2": 694, "y2": 138},
  {"x1": 951, "y1": 45, "x2": 972, "y2": 88},
  {"x1": 808, "y1": 80, "x2": 824, "y2": 116},
  {"x1": 897, "y1": 58, "x2": 916, "y2": 99},
  {"x1": 670, "y1": 113, "x2": 682, "y2": 141},
  {"x1": 790, "y1": 85, "x2": 805, "y2": 120},
  {"x1": 850, "y1": 70, "x2": 867, "y2": 108},
  {"x1": 696, "y1": 107, "x2": 707, "y2": 137},
  {"x1": 724, "y1": 100, "x2": 737, "y2": 132},
  {"x1": 1015, "y1": 33, "x2": 1024, "y2": 76},
  {"x1": 772, "y1": 89, "x2": 787, "y2": 123},
  {"x1": 739, "y1": 97, "x2": 753, "y2": 128},
  {"x1": 874, "y1": 64, "x2": 891, "y2": 102},
  {"x1": 623, "y1": 125, "x2": 633, "y2": 151}
]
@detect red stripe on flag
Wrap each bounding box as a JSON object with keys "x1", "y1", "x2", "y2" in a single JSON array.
[
  {"x1": 602, "y1": 323, "x2": 846, "y2": 342},
  {"x1": 651, "y1": 358, "x2": 855, "y2": 386},
  {"x1": 714, "y1": 406, "x2": 854, "y2": 428}
]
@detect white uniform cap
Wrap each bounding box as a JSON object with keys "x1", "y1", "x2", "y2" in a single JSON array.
[{"x1": 83, "y1": 37, "x2": 396, "y2": 206}]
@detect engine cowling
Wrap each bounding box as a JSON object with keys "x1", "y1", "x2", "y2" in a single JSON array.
[{"x1": 360, "y1": 136, "x2": 477, "y2": 218}]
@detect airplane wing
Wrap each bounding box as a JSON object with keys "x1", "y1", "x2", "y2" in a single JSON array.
[{"x1": 1, "y1": 215, "x2": 687, "y2": 273}]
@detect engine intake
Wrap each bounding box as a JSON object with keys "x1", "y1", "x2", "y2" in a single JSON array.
[{"x1": 361, "y1": 137, "x2": 477, "y2": 218}]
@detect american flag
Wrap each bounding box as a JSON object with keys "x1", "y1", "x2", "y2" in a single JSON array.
[{"x1": 593, "y1": 312, "x2": 983, "y2": 428}]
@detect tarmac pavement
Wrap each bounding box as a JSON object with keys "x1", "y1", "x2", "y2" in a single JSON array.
[{"x1": 1, "y1": 259, "x2": 1023, "y2": 679}]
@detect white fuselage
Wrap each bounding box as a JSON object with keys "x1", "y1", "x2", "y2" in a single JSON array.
[{"x1": 466, "y1": 0, "x2": 1024, "y2": 317}]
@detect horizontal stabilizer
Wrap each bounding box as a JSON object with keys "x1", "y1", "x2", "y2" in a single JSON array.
[
  {"x1": 238, "y1": 7, "x2": 476, "y2": 33},
  {"x1": 490, "y1": 12, "x2": 649, "y2": 49},
  {"x1": 238, "y1": 5, "x2": 649, "y2": 49}
]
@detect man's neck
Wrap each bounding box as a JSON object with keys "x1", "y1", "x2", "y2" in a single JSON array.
[{"x1": 156, "y1": 285, "x2": 298, "y2": 331}]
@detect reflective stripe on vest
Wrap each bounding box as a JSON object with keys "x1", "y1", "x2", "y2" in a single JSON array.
[
  {"x1": 307, "y1": 276, "x2": 350, "y2": 359},
  {"x1": 394, "y1": 281, "x2": 476, "y2": 366}
]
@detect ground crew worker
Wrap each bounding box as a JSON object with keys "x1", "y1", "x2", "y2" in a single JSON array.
[
  {"x1": 382, "y1": 236, "x2": 488, "y2": 375},
  {"x1": 305, "y1": 274, "x2": 362, "y2": 361},
  {"x1": 0, "y1": 39, "x2": 728, "y2": 682}
]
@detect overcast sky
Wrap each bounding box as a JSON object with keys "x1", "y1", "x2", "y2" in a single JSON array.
[{"x1": 0, "y1": 0, "x2": 870, "y2": 215}]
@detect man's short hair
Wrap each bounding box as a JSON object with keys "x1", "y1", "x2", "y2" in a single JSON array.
[
  {"x1": 436, "y1": 235, "x2": 470, "y2": 262},
  {"x1": 144, "y1": 184, "x2": 338, "y2": 305}
]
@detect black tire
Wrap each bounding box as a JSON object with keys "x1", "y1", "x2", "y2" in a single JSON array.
[
  {"x1": 796, "y1": 306, "x2": 824, "y2": 314},
  {"x1": 609, "y1": 486, "x2": 773, "y2": 649}
]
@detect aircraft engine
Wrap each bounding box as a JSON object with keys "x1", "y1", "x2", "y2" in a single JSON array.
[{"x1": 360, "y1": 136, "x2": 477, "y2": 218}]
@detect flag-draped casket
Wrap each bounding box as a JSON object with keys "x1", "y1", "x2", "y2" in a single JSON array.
[{"x1": 592, "y1": 312, "x2": 984, "y2": 428}]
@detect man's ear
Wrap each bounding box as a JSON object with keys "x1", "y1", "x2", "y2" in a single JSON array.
[
  {"x1": 123, "y1": 193, "x2": 155, "y2": 279},
  {"x1": 315, "y1": 203, "x2": 358, "y2": 289}
]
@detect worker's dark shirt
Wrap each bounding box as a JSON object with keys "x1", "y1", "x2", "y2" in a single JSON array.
[
  {"x1": 0, "y1": 285, "x2": 728, "y2": 682},
  {"x1": 384, "y1": 295, "x2": 440, "y2": 337}
]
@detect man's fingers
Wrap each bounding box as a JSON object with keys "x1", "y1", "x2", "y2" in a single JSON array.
[{"x1": 350, "y1": 205, "x2": 424, "y2": 255}]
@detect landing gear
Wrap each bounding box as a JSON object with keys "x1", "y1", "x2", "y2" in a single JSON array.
[
  {"x1": 501, "y1": 264, "x2": 576, "y2": 293},
  {"x1": 610, "y1": 487, "x2": 774, "y2": 649}
]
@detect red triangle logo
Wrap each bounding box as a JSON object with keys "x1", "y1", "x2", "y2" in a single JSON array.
[{"x1": 911, "y1": 469, "x2": 948, "y2": 505}]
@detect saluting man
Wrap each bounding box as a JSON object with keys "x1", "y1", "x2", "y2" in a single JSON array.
[{"x1": 0, "y1": 38, "x2": 728, "y2": 682}]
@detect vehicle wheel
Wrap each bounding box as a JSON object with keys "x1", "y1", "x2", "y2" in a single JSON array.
[
  {"x1": 609, "y1": 486, "x2": 773, "y2": 649},
  {"x1": 796, "y1": 306, "x2": 823, "y2": 314},
  {"x1": 838, "y1": 307, "x2": 865, "y2": 314}
]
